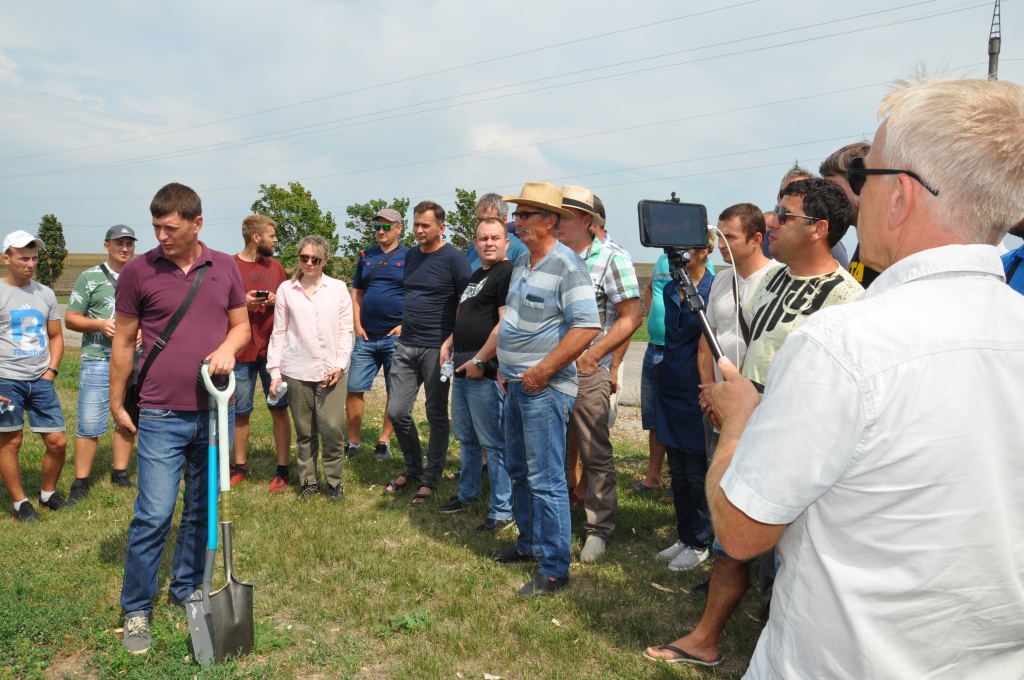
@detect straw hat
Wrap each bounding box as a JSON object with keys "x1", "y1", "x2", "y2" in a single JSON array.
[
  {"x1": 560, "y1": 185, "x2": 606, "y2": 227},
  {"x1": 502, "y1": 182, "x2": 574, "y2": 218}
]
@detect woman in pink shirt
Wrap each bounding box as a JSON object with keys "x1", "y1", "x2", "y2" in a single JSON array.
[{"x1": 268, "y1": 235, "x2": 354, "y2": 501}]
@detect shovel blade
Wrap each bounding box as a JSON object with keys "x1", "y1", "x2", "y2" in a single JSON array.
[
  {"x1": 209, "y1": 579, "x2": 254, "y2": 661},
  {"x1": 186, "y1": 600, "x2": 216, "y2": 665}
]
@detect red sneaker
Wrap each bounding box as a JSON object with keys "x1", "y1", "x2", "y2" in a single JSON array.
[
  {"x1": 268, "y1": 474, "x2": 289, "y2": 492},
  {"x1": 229, "y1": 465, "x2": 250, "y2": 486}
]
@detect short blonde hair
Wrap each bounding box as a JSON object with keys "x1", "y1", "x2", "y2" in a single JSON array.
[{"x1": 879, "y1": 79, "x2": 1024, "y2": 244}]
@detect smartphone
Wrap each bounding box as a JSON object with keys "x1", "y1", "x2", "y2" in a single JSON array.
[
  {"x1": 637, "y1": 200, "x2": 709, "y2": 250},
  {"x1": 254, "y1": 290, "x2": 270, "y2": 299}
]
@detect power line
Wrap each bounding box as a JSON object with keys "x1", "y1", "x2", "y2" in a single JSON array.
[
  {"x1": 0, "y1": 1, "x2": 762, "y2": 162},
  {"x1": 0, "y1": 0, "x2": 970, "y2": 180}
]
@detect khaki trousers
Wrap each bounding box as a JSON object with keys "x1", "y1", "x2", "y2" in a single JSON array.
[{"x1": 567, "y1": 367, "x2": 618, "y2": 540}]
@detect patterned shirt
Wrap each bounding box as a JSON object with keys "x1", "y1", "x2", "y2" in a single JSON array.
[
  {"x1": 67, "y1": 264, "x2": 118, "y2": 360},
  {"x1": 742, "y1": 264, "x2": 863, "y2": 386},
  {"x1": 581, "y1": 236, "x2": 640, "y2": 369},
  {"x1": 497, "y1": 243, "x2": 600, "y2": 397}
]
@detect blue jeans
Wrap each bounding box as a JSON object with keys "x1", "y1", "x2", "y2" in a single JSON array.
[
  {"x1": 76, "y1": 357, "x2": 113, "y2": 437},
  {"x1": 120, "y1": 407, "x2": 233, "y2": 613},
  {"x1": 665, "y1": 445, "x2": 712, "y2": 550},
  {"x1": 504, "y1": 382, "x2": 574, "y2": 579},
  {"x1": 451, "y1": 376, "x2": 512, "y2": 521},
  {"x1": 640, "y1": 343, "x2": 664, "y2": 430},
  {"x1": 347, "y1": 334, "x2": 397, "y2": 393},
  {"x1": 233, "y1": 357, "x2": 288, "y2": 414}
]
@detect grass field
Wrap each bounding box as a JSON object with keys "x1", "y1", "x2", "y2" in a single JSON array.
[{"x1": 0, "y1": 348, "x2": 766, "y2": 679}]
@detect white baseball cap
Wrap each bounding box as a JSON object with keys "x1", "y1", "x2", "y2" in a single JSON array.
[{"x1": 3, "y1": 230, "x2": 45, "y2": 251}]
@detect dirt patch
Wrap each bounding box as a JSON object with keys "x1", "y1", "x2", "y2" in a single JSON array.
[{"x1": 44, "y1": 652, "x2": 97, "y2": 680}]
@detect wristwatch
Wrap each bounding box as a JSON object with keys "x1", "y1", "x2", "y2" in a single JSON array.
[{"x1": 472, "y1": 358, "x2": 485, "y2": 371}]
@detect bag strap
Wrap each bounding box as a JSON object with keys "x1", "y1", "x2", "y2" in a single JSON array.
[
  {"x1": 731, "y1": 274, "x2": 752, "y2": 346},
  {"x1": 135, "y1": 264, "x2": 207, "y2": 385},
  {"x1": 360, "y1": 247, "x2": 401, "y2": 288},
  {"x1": 99, "y1": 263, "x2": 118, "y2": 289}
]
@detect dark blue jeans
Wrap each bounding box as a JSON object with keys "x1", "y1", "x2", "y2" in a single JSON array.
[
  {"x1": 120, "y1": 407, "x2": 233, "y2": 613},
  {"x1": 665, "y1": 445, "x2": 712, "y2": 550}
]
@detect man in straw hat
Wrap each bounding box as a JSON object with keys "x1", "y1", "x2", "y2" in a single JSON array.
[
  {"x1": 697, "y1": 79, "x2": 1024, "y2": 676},
  {"x1": 557, "y1": 186, "x2": 640, "y2": 563},
  {"x1": 491, "y1": 182, "x2": 599, "y2": 596}
]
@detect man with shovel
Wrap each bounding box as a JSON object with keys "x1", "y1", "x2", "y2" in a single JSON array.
[{"x1": 110, "y1": 183, "x2": 249, "y2": 655}]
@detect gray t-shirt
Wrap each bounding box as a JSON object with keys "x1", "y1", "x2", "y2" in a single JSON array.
[{"x1": 0, "y1": 280, "x2": 60, "y2": 380}]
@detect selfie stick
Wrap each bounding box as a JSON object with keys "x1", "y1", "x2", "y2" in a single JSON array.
[{"x1": 666, "y1": 248, "x2": 724, "y2": 362}]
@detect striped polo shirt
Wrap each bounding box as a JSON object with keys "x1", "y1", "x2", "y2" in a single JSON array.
[{"x1": 497, "y1": 242, "x2": 600, "y2": 397}]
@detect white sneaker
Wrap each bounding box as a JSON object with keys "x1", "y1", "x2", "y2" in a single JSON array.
[
  {"x1": 580, "y1": 536, "x2": 607, "y2": 563},
  {"x1": 668, "y1": 546, "x2": 709, "y2": 572},
  {"x1": 657, "y1": 540, "x2": 688, "y2": 562}
]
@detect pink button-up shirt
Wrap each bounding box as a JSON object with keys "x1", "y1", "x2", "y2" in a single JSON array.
[{"x1": 267, "y1": 274, "x2": 353, "y2": 382}]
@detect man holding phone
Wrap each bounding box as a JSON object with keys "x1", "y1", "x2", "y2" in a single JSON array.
[{"x1": 230, "y1": 214, "x2": 291, "y2": 491}]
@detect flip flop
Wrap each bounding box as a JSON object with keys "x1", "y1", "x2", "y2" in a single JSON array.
[
  {"x1": 643, "y1": 645, "x2": 723, "y2": 667},
  {"x1": 627, "y1": 480, "x2": 661, "y2": 495}
]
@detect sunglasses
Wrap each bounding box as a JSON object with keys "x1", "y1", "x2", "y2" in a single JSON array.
[
  {"x1": 374, "y1": 223, "x2": 394, "y2": 232},
  {"x1": 846, "y1": 156, "x2": 939, "y2": 197},
  {"x1": 511, "y1": 210, "x2": 544, "y2": 221},
  {"x1": 299, "y1": 254, "x2": 323, "y2": 265},
  {"x1": 773, "y1": 205, "x2": 820, "y2": 225}
]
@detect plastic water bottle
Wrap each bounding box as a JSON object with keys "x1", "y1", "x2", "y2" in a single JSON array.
[
  {"x1": 267, "y1": 382, "x2": 288, "y2": 406},
  {"x1": 439, "y1": 361, "x2": 455, "y2": 383},
  {"x1": 0, "y1": 401, "x2": 12, "y2": 414}
]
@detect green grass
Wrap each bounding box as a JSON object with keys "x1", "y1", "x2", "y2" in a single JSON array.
[{"x1": 0, "y1": 348, "x2": 765, "y2": 679}]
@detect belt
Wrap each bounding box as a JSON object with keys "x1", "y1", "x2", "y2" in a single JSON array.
[{"x1": 649, "y1": 343, "x2": 664, "y2": 350}]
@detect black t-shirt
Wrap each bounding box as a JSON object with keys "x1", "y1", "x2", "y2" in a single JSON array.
[
  {"x1": 848, "y1": 244, "x2": 881, "y2": 289},
  {"x1": 453, "y1": 260, "x2": 514, "y2": 354},
  {"x1": 400, "y1": 243, "x2": 472, "y2": 348}
]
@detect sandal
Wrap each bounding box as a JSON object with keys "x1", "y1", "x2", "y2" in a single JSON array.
[
  {"x1": 627, "y1": 480, "x2": 661, "y2": 495},
  {"x1": 410, "y1": 486, "x2": 434, "y2": 507},
  {"x1": 383, "y1": 473, "x2": 420, "y2": 495}
]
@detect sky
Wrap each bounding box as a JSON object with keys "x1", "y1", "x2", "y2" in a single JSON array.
[{"x1": 1, "y1": 0, "x2": 1020, "y2": 264}]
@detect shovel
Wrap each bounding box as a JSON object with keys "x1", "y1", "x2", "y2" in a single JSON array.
[
  {"x1": 201, "y1": 364, "x2": 255, "y2": 661},
  {"x1": 187, "y1": 364, "x2": 223, "y2": 665}
]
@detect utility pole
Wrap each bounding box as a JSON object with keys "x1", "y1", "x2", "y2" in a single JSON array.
[{"x1": 988, "y1": 0, "x2": 1001, "y2": 80}]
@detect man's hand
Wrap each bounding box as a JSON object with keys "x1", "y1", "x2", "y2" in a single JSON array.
[
  {"x1": 458, "y1": 358, "x2": 483, "y2": 379},
  {"x1": 355, "y1": 323, "x2": 369, "y2": 341},
  {"x1": 497, "y1": 372, "x2": 507, "y2": 395},
  {"x1": 265, "y1": 291, "x2": 276, "y2": 307},
  {"x1": 111, "y1": 405, "x2": 137, "y2": 435},
  {"x1": 575, "y1": 349, "x2": 598, "y2": 376},
  {"x1": 709, "y1": 357, "x2": 759, "y2": 432},
  {"x1": 518, "y1": 365, "x2": 550, "y2": 393},
  {"x1": 99, "y1": 318, "x2": 116, "y2": 339},
  {"x1": 388, "y1": 325, "x2": 402, "y2": 337},
  {"x1": 245, "y1": 291, "x2": 267, "y2": 309},
  {"x1": 439, "y1": 336, "x2": 453, "y2": 368},
  {"x1": 204, "y1": 347, "x2": 237, "y2": 376}
]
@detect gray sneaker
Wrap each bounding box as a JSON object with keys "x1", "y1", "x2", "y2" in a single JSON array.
[
  {"x1": 123, "y1": 611, "x2": 151, "y2": 654},
  {"x1": 374, "y1": 442, "x2": 391, "y2": 460},
  {"x1": 668, "y1": 546, "x2": 710, "y2": 572},
  {"x1": 168, "y1": 588, "x2": 201, "y2": 610}
]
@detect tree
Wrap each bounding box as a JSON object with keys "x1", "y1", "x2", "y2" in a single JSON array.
[
  {"x1": 250, "y1": 182, "x2": 341, "y2": 278},
  {"x1": 446, "y1": 188, "x2": 478, "y2": 253},
  {"x1": 35, "y1": 214, "x2": 67, "y2": 288},
  {"x1": 337, "y1": 197, "x2": 412, "y2": 282}
]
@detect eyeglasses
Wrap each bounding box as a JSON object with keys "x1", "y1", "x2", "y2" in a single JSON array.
[
  {"x1": 846, "y1": 156, "x2": 939, "y2": 197},
  {"x1": 299, "y1": 254, "x2": 323, "y2": 265},
  {"x1": 374, "y1": 223, "x2": 394, "y2": 232},
  {"x1": 773, "y1": 205, "x2": 820, "y2": 225},
  {"x1": 511, "y1": 210, "x2": 544, "y2": 221}
]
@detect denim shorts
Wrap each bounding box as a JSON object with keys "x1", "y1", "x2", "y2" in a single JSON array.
[
  {"x1": 76, "y1": 356, "x2": 114, "y2": 437},
  {"x1": 640, "y1": 343, "x2": 664, "y2": 430},
  {"x1": 347, "y1": 334, "x2": 396, "y2": 393},
  {"x1": 233, "y1": 357, "x2": 288, "y2": 415},
  {"x1": 0, "y1": 376, "x2": 65, "y2": 433}
]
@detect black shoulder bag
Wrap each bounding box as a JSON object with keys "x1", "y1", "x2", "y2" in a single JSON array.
[{"x1": 123, "y1": 265, "x2": 207, "y2": 426}]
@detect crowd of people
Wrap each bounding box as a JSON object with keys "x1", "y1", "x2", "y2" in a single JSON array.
[{"x1": 1, "y1": 77, "x2": 1022, "y2": 676}]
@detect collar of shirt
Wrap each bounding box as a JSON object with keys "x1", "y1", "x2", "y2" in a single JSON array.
[
  {"x1": 864, "y1": 244, "x2": 1004, "y2": 298},
  {"x1": 146, "y1": 241, "x2": 215, "y2": 268},
  {"x1": 287, "y1": 275, "x2": 329, "y2": 293}
]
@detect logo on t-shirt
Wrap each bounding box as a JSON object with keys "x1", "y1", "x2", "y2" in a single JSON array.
[
  {"x1": 460, "y1": 276, "x2": 488, "y2": 303},
  {"x1": 11, "y1": 308, "x2": 47, "y2": 356}
]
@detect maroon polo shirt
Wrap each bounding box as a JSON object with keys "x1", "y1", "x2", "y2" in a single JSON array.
[{"x1": 116, "y1": 242, "x2": 246, "y2": 411}]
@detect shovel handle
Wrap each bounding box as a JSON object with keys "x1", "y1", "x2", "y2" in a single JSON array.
[{"x1": 201, "y1": 363, "x2": 235, "y2": 496}]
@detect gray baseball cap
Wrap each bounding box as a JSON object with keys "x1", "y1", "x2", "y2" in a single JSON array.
[{"x1": 105, "y1": 225, "x2": 137, "y2": 241}]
